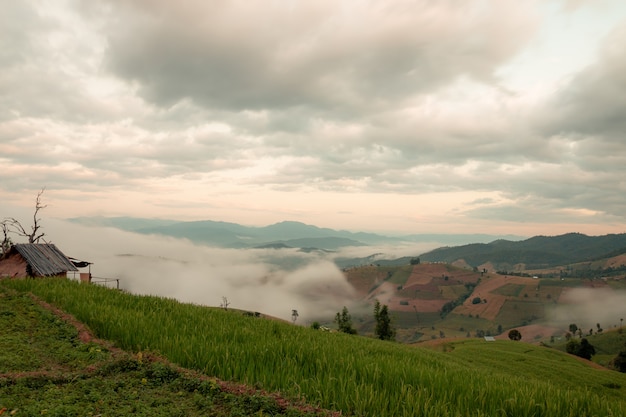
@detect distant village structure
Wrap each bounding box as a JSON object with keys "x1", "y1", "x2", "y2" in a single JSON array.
[{"x1": 0, "y1": 243, "x2": 78, "y2": 278}]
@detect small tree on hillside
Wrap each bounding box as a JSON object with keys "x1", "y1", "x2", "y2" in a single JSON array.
[
  {"x1": 569, "y1": 323, "x2": 578, "y2": 335},
  {"x1": 335, "y1": 306, "x2": 357, "y2": 335},
  {"x1": 609, "y1": 343, "x2": 626, "y2": 373},
  {"x1": 373, "y1": 300, "x2": 395, "y2": 341},
  {"x1": 508, "y1": 329, "x2": 522, "y2": 341},
  {"x1": 220, "y1": 296, "x2": 230, "y2": 311},
  {"x1": 291, "y1": 309, "x2": 299, "y2": 324},
  {"x1": 577, "y1": 338, "x2": 596, "y2": 360},
  {"x1": 566, "y1": 338, "x2": 579, "y2": 354},
  {"x1": 566, "y1": 338, "x2": 596, "y2": 360}
]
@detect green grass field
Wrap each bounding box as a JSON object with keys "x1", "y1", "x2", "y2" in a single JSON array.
[
  {"x1": 495, "y1": 300, "x2": 545, "y2": 328},
  {"x1": 0, "y1": 284, "x2": 327, "y2": 416},
  {"x1": 439, "y1": 313, "x2": 497, "y2": 337},
  {"x1": 384, "y1": 265, "x2": 413, "y2": 286},
  {"x1": 440, "y1": 284, "x2": 471, "y2": 300},
  {"x1": 3, "y1": 278, "x2": 626, "y2": 417}
]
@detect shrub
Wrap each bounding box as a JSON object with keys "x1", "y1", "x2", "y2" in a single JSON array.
[{"x1": 508, "y1": 329, "x2": 522, "y2": 341}]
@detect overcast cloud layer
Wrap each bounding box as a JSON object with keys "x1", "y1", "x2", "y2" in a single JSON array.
[{"x1": 2, "y1": 0, "x2": 626, "y2": 235}]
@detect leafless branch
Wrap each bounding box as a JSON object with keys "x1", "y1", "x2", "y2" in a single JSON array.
[
  {"x1": 30, "y1": 188, "x2": 47, "y2": 243},
  {"x1": 2, "y1": 187, "x2": 47, "y2": 244},
  {"x1": 1, "y1": 221, "x2": 11, "y2": 257}
]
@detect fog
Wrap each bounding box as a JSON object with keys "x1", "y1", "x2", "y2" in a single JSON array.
[
  {"x1": 549, "y1": 287, "x2": 626, "y2": 332},
  {"x1": 43, "y1": 219, "x2": 368, "y2": 322},
  {"x1": 332, "y1": 242, "x2": 442, "y2": 260}
]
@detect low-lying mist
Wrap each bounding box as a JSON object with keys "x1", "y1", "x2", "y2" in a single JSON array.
[
  {"x1": 44, "y1": 219, "x2": 434, "y2": 323},
  {"x1": 548, "y1": 287, "x2": 626, "y2": 332}
]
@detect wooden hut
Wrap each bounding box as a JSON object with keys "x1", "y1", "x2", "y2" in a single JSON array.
[{"x1": 0, "y1": 243, "x2": 78, "y2": 278}]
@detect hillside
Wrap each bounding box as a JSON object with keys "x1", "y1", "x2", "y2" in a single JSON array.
[
  {"x1": 552, "y1": 327, "x2": 626, "y2": 369},
  {"x1": 419, "y1": 232, "x2": 626, "y2": 270},
  {"x1": 342, "y1": 262, "x2": 626, "y2": 344},
  {"x1": 0, "y1": 286, "x2": 335, "y2": 416},
  {"x1": 2, "y1": 278, "x2": 625, "y2": 417}
]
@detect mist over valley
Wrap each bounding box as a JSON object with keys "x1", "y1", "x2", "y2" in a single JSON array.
[{"x1": 44, "y1": 216, "x2": 626, "y2": 344}]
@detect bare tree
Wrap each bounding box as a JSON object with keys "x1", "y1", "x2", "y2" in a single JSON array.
[
  {"x1": 2, "y1": 188, "x2": 48, "y2": 245},
  {"x1": 1, "y1": 221, "x2": 12, "y2": 258},
  {"x1": 291, "y1": 309, "x2": 299, "y2": 324},
  {"x1": 220, "y1": 296, "x2": 231, "y2": 311}
]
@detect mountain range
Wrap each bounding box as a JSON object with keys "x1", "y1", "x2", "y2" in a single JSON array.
[
  {"x1": 68, "y1": 217, "x2": 626, "y2": 270},
  {"x1": 68, "y1": 216, "x2": 522, "y2": 250},
  {"x1": 420, "y1": 232, "x2": 626, "y2": 270}
]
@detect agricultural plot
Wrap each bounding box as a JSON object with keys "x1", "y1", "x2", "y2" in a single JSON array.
[
  {"x1": 491, "y1": 283, "x2": 525, "y2": 297},
  {"x1": 455, "y1": 295, "x2": 506, "y2": 321},
  {"x1": 392, "y1": 310, "x2": 440, "y2": 329},
  {"x1": 539, "y1": 278, "x2": 584, "y2": 287},
  {"x1": 607, "y1": 279, "x2": 626, "y2": 289},
  {"x1": 386, "y1": 293, "x2": 448, "y2": 314},
  {"x1": 398, "y1": 284, "x2": 441, "y2": 300},
  {"x1": 439, "y1": 313, "x2": 497, "y2": 337},
  {"x1": 384, "y1": 265, "x2": 413, "y2": 286},
  {"x1": 342, "y1": 265, "x2": 389, "y2": 297},
  {"x1": 345, "y1": 264, "x2": 484, "y2": 319},
  {"x1": 495, "y1": 300, "x2": 545, "y2": 328},
  {"x1": 440, "y1": 284, "x2": 470, "y2": 300}
]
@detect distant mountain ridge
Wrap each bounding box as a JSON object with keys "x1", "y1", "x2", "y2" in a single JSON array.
[
  {"x1": 67, "y1": 217, "x2": 626, "y2": 269},
  {"x1": 419, "y1": 232, "x2": 626, "y2": 270},
  {"x1": 67, "y1": 216, "x2": 523, "y2": 250}
]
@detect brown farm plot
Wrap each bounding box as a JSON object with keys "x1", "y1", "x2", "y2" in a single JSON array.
[{"x1": 455, "y1": 274, "x2": 541, "y2": 321}]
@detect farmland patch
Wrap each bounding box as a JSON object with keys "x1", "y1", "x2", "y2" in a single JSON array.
[
  {"x1": 491, "y1": 284, "x2": 525, "y2": 297},
  {"x1": 496, "y1": 300, "x2": 545, "y2": 328}
]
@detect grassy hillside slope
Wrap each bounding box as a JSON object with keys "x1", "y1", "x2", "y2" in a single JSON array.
[
  {"x1": 0, "y1": 286, "x2": 336, "y2": 416},
  {"x1": 3, "y1": 279, "x2": 626, "y2": 417}
]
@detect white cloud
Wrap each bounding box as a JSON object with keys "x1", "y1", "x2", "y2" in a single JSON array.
[{"x1": 43, "y1": 219, "x2": 356, "y2": 322}]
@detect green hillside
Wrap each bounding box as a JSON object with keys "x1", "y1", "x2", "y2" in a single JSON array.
[
  {"x1": 420, "y1": 232, "x2": 626, "y2": 270},
  {"x1": 0, "y1": 284, "x2": 329, "y2": 416},
  {"x1": 2, "y1": 278, "x2": 626, "y2": 417},
  {"x1": 551, "y1": 327, "x2": 626, "y2": 369}
]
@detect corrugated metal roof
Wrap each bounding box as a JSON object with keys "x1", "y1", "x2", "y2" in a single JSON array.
[{"x1": 12, "y1": 243, "x2": 78, "y2": 276}]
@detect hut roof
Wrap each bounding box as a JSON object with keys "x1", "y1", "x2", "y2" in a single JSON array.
[{"x1": 11, "y1": 243, "x2": 78, "y2": 276}]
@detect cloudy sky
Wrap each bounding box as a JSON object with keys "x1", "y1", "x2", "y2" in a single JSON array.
[{"x1": 3, "y1": 0, "x2": 626, "y2": 236}]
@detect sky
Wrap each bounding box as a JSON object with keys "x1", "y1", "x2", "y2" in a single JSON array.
[{"x1": 3, "y1": 0, "x2": 626, "y2": 236}]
